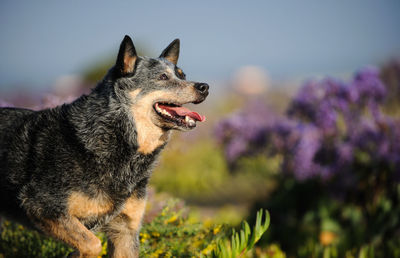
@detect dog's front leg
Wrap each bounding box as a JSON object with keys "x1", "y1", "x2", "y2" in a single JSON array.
[
  {"x1": 36, "y1": 215, "x2": 102, "y2": 258},
  {"x1": 105, "y1": 195, "x2": 146, "y2": 258}
]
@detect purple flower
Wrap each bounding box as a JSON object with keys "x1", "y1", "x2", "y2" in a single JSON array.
[
  {"x1": 315, "y1": 101, "x2": 337, "y2": 133},
  {"x1": 291, "y1": 125, "x2": 323, "y2": 180},
  {"x1": 269, "y1": 118, "x2": 299, "y2": 153},
  {"x1": 350, "y1": 66, "x2": 386, "y2": 105},
  {"x1": 225, "y1": 137, "x2": 248, "y2": 162},
  {"x1": 214, "y1": 100, "x2": 276, "y2": 162},
  {"x1": 215, "y1": 66, "x2": 400, "y2": 190},
  {"x1": 287, "y1": 80, "x2": 322, "y2": 121},
  {"x1": 337, "y1": 143, "x2": 353, "y2": 164}
]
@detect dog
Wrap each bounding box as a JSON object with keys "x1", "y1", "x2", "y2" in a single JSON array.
[{"x1": 0, "y1": 35, "x2": 209, "y2": 257}]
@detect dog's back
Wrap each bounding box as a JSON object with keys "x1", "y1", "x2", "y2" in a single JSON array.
[
  {"x1": 0, "y1": 107, "x2": 35, "y2": 223},
  {"x1": 0, "y1": 107, "x2": 34, "y2": 142},
  {"x1": 0, "y1": 107, "x2": 35, "y2": 176}
]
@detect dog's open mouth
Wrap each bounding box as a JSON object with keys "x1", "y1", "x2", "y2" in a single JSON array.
[{"x1": 154, "y1": 102, "x2": 206, "y2": 129}]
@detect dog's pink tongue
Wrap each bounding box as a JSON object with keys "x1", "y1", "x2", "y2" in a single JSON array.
[{"x1": 160, "y1": 105, "x2": 206, "y2": 122}]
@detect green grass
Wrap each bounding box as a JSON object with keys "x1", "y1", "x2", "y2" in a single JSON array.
[{"x1": 151, "y1": 139, "x2": 279, "y2": 206}]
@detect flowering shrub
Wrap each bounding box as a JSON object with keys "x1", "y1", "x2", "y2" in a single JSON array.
[
  {"x1": 216, "y1": 67, "x2": 399, "y2": 183},
  {"x1": 139, "y1": 200, "x2": 225, "y2": 257},
  {"x1": 216, "y1": 67, "x2": 400, "y2": 257},
  {"x1": 0, "y1": 201, "x2": 274, "y2": 257},
  {"x1": 0, "y1": 219, "x2": 75, "y2": 257}
]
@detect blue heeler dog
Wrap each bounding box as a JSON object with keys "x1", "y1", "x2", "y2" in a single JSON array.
[{"x1": 0, "y1": 35, "x2": 209, "y2": 257}]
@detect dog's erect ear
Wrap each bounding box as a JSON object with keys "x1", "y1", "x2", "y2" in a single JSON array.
[
  {"x1": 160, "y1": 39, "x2": 180, "y2": 65},
  {"x1": 115, "y1": 35, "x2": 138, "y2": 76}
]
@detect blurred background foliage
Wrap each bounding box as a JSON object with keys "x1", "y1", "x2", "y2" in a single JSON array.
[{"x1": 1, "y1": 58, "x2": 400, "y2": 257}]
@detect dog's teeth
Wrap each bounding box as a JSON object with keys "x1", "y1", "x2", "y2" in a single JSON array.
[{"x1": 185, "y1": 116, "x2": 196, "y2": 126}]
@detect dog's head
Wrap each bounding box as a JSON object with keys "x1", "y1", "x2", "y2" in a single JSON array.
[{"x1": 110, "y1": 35, "x2": 209, "y2": 132}]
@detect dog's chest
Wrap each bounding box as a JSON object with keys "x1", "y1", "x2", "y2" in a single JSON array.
[
  {"x1": 68, "y1": 191, "x2": 114, "y2": 219},
  {"x1": 71, "y1": 150, "x2": 161, "y2": 228},
  {"x1": 68, "y1": 184, "x2": 147, "y2": 230},
  {"x1": 68, "y1": 191, "x2": 127, "y2": 230}
]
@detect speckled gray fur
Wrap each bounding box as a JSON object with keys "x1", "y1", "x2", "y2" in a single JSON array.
[{"x1": 0, "y1": 35, "x2": 209, "y2": 255}]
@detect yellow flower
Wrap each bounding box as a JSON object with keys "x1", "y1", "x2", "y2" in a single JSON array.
[
  {"x1": 99, "y1": 241, "x2": 108, "y2": 257},
  {"x1": 201, "y1": 244, "x2": 215, "y2": 255},
  {"x1": 192, "y1": 240, "x2": 203, "y2": 248},
  {"x1": 151, "y1": 232, "x2": 160, "y2": 237},
  {"x1": 319, "y1": 231, "x2": 337, "y2": 246},
  {"x1": 164, "y1": 215, "x2": 178, "y2": 224},
  {"x1": 140, "y1": 232, "x2": 150, "y2": 243},
  {"x1": 150, "y1": 249, "x2": 164, "y2": 258},
  {"x1": 213, "y1": 225, "x2": 222, "y2": 235}
]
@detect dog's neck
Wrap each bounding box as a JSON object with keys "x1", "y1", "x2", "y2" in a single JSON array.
[
  {"x1": 127, "y1": 89, "x2": 171, "y2": 154},
  {"x1": 133, "y1": 116, "x2": 171, "y2": 155},
  {"x1": 64, "y1": 87, "x2": 169, "y2": 161}
]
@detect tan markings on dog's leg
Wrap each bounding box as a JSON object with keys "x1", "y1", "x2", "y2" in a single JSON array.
[
  {"x1": 41, "y1": 216, "x2": 102, "y2": 258},
  {"x1": 68, "y1": 191, "x2": 113, "y2": 218},
  {"x1": 105, "y1": 196, "x2": 147, "y2": 258},
  {"x1": 123, "y1": 195, "x2": 147, "y2": 231}
]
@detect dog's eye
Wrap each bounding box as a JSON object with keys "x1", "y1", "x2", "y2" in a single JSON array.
[{"x1": 159, "y1": 73, "x2": 169, "y2": 80}]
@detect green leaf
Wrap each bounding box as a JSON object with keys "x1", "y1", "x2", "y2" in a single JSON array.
[{"x1": 211, "y1": 209, "x2": 270, "y2": 258}]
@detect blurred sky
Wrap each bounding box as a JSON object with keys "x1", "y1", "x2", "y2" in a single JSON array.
[{"x1": 0, "y1": 0, "x2": 399, "y2": 92}]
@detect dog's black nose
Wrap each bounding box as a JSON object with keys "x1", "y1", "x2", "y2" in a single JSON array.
[{"x1": 194, "y1": 83, "x2": 209, "y2": 95}]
